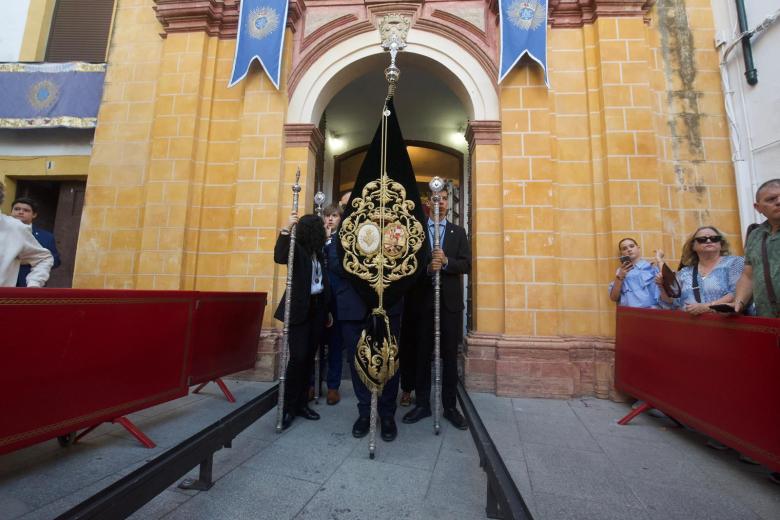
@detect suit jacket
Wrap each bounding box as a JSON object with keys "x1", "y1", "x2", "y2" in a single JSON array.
[
  {"x1": 408, "y1": 220, "x2": 471, "y2": 313},
  {"x1": 273, "y1": 233, "x2": 331, "y2": 325},
  {"x1": 16, "y1": 225, "x2": 60, "y2": 287}
]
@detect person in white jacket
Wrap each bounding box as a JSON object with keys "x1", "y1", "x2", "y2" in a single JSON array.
[{"x1": 0, "y1": 183, "x2": 53, "y2": 287}]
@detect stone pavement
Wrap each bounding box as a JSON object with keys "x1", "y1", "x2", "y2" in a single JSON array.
[
  {"x1": 473, "y1": 393, "x2": 780, "y2": 520},
  {"x1": 1, "y1": 379, "x2": 778, "y2": 520}
]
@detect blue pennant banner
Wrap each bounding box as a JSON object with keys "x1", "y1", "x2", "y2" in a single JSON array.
[
  {"x1": 0, "y1": 62, "x2": 106, "y2": 129},
  {"x1": 498, "y1": 0, "x2": 549, "y2": 86},
  {"x1": 229, "y1": 0, "x2": 289, "y2": 89}
]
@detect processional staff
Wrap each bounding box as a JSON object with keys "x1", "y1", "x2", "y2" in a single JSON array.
[
  {"x1": 276, "y1": 169, "x2": 302, "y2": 433},
  {"x1": 312, "y1": 191, "x2": 326, "y2": 405},
  {"x1": 429, "y1": 176, "x2": 445, "y2": 435}
]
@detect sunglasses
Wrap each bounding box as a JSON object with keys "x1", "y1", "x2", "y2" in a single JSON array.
[{"x1": 694, "y1": 235, "x2": 722, "y2": 244}]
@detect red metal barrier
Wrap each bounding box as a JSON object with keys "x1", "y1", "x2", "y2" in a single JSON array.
[
  {"x1": 0, "y1": 288, "x2": 266, "y2": 454},
  {"x1": 615, "y1": 307, "x2": 780, "y2": 472}
]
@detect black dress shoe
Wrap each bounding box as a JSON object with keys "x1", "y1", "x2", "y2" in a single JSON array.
[
  {"x1": 297, "y1": 406, "x2": 320, "y2": 420},
  {"x1": 380, "y1": 416, "x2": 397, "y2": 442},
  {"x1": 281, "y1": 412, "x2": 295, "y2": 430},
  {"x1": 443, "y1": 407, "x2": 468, "y2": 430},
  {"x1": 352, "y1": 416, "x2": 370, "y2": 438},
  {"x1": 402, "y1": 406, "x2": 432, "y2": 424}
]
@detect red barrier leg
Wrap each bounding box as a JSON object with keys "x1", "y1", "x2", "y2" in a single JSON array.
[
  {"x1": 215, "y1": 378, "x2": 236, "y2": 403},
  {"x1": 113, "y1": 417, "x2": 156, "y2": 448},
  {"x1": 73, "y1": 424, "x2": 101, "y2": 444},
  {"x1": 618, "y1": 402, "x2": 652, "y2": 425},
  {"x1": 192, "y1": 382, "x2": 208, "y2": 394}
]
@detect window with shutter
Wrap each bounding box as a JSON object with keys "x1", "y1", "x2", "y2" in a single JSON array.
[{"x1": 45, "y1": 0, "x2": 116, "y2": 63}]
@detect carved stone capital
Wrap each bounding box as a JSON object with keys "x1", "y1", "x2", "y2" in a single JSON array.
[
  {"x1": 465, "y1": 120, "x2": 502, "y2": 148},
  {"x1": 153, "y1": 0, "x2": 239, "y2": 38},
  {"x1": 283, "y1": 123, "x2": 324, "y2": 155},
  {"x1": 549, "y1": 0, "x2": 656, "y2": 28}
]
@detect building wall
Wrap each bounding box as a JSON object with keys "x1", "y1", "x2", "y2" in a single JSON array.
[
  {"x1": 0, "y1": 0, "x2": 32, "y2": 61},
  {"x1": 69, "y1": 0, "x2": 742, "y2": 397},
  {"x1": 712, "y1": 0, "x2": 780, "y2": 230}
]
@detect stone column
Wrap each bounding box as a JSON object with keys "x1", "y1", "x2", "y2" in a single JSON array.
[{"x1": 463, "y1": 120, "x2": 503, "y2": 392}]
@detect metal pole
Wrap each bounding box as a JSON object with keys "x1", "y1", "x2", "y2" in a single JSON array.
[
  {"x1": 735, "y1": 0, "x2": 758, "y2": 85},
  {"x1": 430, "y1": 176, "x2": 444, "y2": 435},
  {"x1": 276, "y1": 169, "x2": 301, "y2": 433},
  {"x1": 313, "y1": 191, "x2": 326, "y2": 405}
]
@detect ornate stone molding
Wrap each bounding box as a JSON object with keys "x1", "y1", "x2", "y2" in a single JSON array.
[
  {"x1": 153, "y1": 0, "x2": 239, "y2": 39},
  {"x1": 465, "y1": 120, "x2": 502, "y2": 148},
  {"x1": 464, "y1": 332, "x2": 622, "y2": 400},
  {"x1": 549, "y1": 0, "x2": 656, "y2": 28},
  {"x1": 152, "y1": 1, "x2": 657, "y2": 39},
  {"x1": 283, "y1": 123, "x2": 324, "y2": 155}
]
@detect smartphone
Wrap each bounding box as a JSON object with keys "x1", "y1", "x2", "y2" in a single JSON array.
[
  {"x1": 709, "y1": 304, "x2": 736, "y2": 314},
  {"x1": 619, "y1": 255, "x2": 630, "y2": 264}
]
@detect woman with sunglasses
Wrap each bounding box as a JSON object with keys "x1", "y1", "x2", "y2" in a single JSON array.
[{"x1": 658, "y1": 226, "x2": 744, "y2": 315}]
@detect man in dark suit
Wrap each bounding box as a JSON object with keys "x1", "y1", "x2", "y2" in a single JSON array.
[
  {"x1": 327, "y1": 232, "x2": 403, "y2": 441},
  {"x1": 12, "y1": 197, "x2": 61, "y2": 287},
  {"x1": 273, "y1": 213, "x2": 330, "y2": 430},
  {"x1": 402, "y1": 188, "x2": 471, "y2": 430}
]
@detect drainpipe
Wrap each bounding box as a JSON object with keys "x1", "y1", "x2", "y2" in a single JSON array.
[{"x1": 735, "y1": 0, "x2": 758, "y2": 85}]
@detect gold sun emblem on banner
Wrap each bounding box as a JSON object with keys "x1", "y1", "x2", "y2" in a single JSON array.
[
  {"x1": 508, "y1": 0, "x2": 546, "y2": 31},
  {"x1": 27, "y1": 80, "x2": 59, "y2": 111},
  {"x1": 247, "y1": 7, "x2": 280, "y2": 40}
]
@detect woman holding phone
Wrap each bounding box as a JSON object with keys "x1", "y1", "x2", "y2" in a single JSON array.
[
  {"x1": 657, "y1": 226, "x2": 744, "y2": 315},
  {"x1": 609, "y1": 237, "x2": 661, "y2": 308}
]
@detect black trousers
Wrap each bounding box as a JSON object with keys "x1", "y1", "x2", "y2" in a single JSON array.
[
  {"x1": 284, "y1": 293, "x2": 327, "y2": 412},
  {"x1": 412, "y1": 307, "x2": 461, "y2": 410},
  {"x1": 399, "y1": 304, "x2": 418, "y2": 394}
]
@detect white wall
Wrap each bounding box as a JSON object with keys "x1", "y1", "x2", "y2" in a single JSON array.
[
  {"x1": 0, "y1": 0, "x2": 32, "y2": 62},
  {"x1": 712, "y1": 0, "x2": 780, "y2": 230}
]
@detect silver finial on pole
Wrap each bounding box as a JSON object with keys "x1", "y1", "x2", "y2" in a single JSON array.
[
  {"x1": 429, "y1": 176, "x2": 445, "y2": 435},
  {"x1": 276, "y1": 168, "x2": 301, "y2": 433},
  {"x1": 379, "y1": 13, "x2": 410, "y2": 99}
]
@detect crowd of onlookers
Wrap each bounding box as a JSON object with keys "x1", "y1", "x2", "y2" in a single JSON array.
[{"x1": 609, "y1": 178, "x2": 780, "y2": 485}]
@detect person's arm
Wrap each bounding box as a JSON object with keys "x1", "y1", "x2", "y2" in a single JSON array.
[
  {"x1": 733, "y1": 265, "x2": 754, "y2": 313},
  {"x1": 273, "y1": 212, "x2": 298, "y2": 264},
  {"x1": 19, "y1": 229, "x2": 53, "y2": 287},
  {"x1": 609, "y1": 278, "x2": 622, "y2": 302},
  {"x1": 437, "y1": 226, "x2": 471, "y2": 275}
]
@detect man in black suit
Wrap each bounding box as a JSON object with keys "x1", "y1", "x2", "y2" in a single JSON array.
[
  {"x1": 273, "y1": 213, "x2": 330, "y2": 430},
  {"x1": 402, "y1": 188, "x2": 471, "y2": 430},
  {"x1": 327, "y1": 231, "x2": 403, "y2": 441}
]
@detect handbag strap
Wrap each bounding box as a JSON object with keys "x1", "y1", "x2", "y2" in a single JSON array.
[
  {"x1": 692, "y1": 263, "x2": 702, "y2": 303},
  {"x1": 761, "y1": 233, "x2": 778, "y2": 314}
]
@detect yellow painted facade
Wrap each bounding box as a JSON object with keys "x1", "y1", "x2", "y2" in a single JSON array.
[{"x1": 8, "y1": 0, "x2": 737, "y2": 342}]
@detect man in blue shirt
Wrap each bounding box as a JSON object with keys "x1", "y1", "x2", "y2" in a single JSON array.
[{"x1": 12, "y1": 197, "x2": 61, "y2": 287}]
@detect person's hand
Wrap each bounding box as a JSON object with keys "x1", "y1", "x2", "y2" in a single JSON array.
[
  {"x1": 652, "y1": 249, "x2": 665, "y2": 267},
  {"x1": 616, "y1": 261, "x2": 633, "y2": 281},
  {"x1": 287, "y1": 211, "x2": 298, "y2": 230},
  {"x1": 430, "y1": 256, "x2": 442, "y2": 272},
  {"x1": 325, "y1": 312, "x2": 334, "y2": 328},
  {"x1": 432, "y1": 249, "x2": 447, "y2": 268},
  {"x1": 684, "y1": 303, "x2": 713, "y2": 315},
  {"x1": 732, "y1": 301, "x2": 743, "y2": 314}
]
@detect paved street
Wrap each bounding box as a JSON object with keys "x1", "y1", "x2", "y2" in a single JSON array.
[{"x1": 1, "y1": 379, "x2": 777, "y2": 519}]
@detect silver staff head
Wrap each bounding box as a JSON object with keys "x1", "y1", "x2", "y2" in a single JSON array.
[
  {"x1": 314, "y1": 191, "x2": 326, "y2": 216},
  {"x1": 429, "y1": 176, "x2": 445, "y2": 200}
]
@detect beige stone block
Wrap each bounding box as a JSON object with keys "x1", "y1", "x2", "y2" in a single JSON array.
[
  {"x1": 535, "y1": 311, "x2": 560, "y2": 336},
  {"x1": 500, "y1": 86, "x2": 521, "y2": 107},
  {"x1": 561, "y1": 285, "x2": 599, "y2": 310},
  {"x1": 561, "y1": 311, "x2": 600, "y2": 335},
  {"x1": 504, "y1": 206, "x2": 533, "y2": 231},
  {"x1": 505, "y1": 283, "x2": 526, "y2": 309},
  {"x1": 533, "y1": 257, "x2": 559, "y2": 283},
  {"x1": 616, "y1": 17, "x2": 645, "y2": 40},
  {"x1": 526, "y1": 233, "x2": 556, "y2": 256},
  {"x1": 529, "y1": 111, "x2": 551, "y2": 133},
  {"x1": 631, "y1": 206, "x2": 661, "y2": 230},
  {"x1": 605, "y1": 132, "x2": 635, "y2": 156},
  {"x1": 502, "y1": 157, "x2": 531, "y2": 181},
  {"x1": 595, "y1": 18, "x2": 618, "y2": 40},
  {"x1": 475, "y1": 258, "x2": 504, "y2": 284},
  {"x1": 599, "y1": 41, "x2": 627, "y2": 62},
  {"x1": 557, "y1": 139, "x2": 591, "y2": 162},
  {"x1": 502, "y1": 110, "x2": 529, "y2": 133},
  {"x1": 475, "y1": 308, "x2": 505, "y2": 334},
  {"x1": 523, "y1": 134, "x2": 551, "y2": 157},
  {"x1": 524, "y1": 181, "x2": 553, "y2": 206},
  {"x1": 555, "y1": 93, "x2": 587, "y2": 114},
  {"x1": 532, "y1": 207, "x2": 555, "y2": 231},
  {"x1": 558, "y1": 185, "x2": 594, "y2": 210},
  {"x1": 501, "y1": 232, "x2": 525, "y2": 256},
  {"x1": 627, "y1": 156, "x2": 658, "y2": 179},
  {"x1": 526, "y1": 284, "x2": 559, "y2": 310},
  {"x1": 550, "y1": 29, "x2": 584, "y2": 51},
  {"x1": 503, "y1": 310, "x2": 533, "y2": 335},
  {"x1": 550, "y1": 50, "x2": 585, "y2": 73},
  {"x1": 530, "y1": 157, "x2": 552, "y2": 181},
  {"x1": 522, "y1": 87, "x2": 549, "y2": 110},
  {"x1": 602, "y1": 85, "x2": 632, "y2": 107},
  {"x1": 475, "y1": 282, "x2": 504, "y2": 309}
]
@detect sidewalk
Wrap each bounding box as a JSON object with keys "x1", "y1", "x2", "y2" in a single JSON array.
[
  {"x1": 2, "y1": 381, "x2": 777, "y2": 519},
  {"x1": 0, "y1": 380, "x2": 485, "y2": 520},
  {"x1": 474, "y1": 393, "x2": 780, "y2": 520}
]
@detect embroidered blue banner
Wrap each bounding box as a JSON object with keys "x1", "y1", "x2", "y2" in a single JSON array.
[
  {"x1": 229, "y1": 0, "x2": 289, "y2": 89},
  {"x1": 0, "y1": 62, "x2": 106, "y2": 128},
  {"x1": 498, "y1": 0, "x2": 549, "y2": 86}
]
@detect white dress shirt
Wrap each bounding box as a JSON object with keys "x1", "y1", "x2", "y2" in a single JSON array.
[{"x1": 0, "y1": 213, "x2": 53, "y2": 287}]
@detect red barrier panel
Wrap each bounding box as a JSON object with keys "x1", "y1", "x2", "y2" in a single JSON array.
[
  {"x1": 0, "y1": 288, "x2": 266, "y2": 455},
  {"x1": 615, "y1": 307, "x2": 780, "y2": 472}
]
